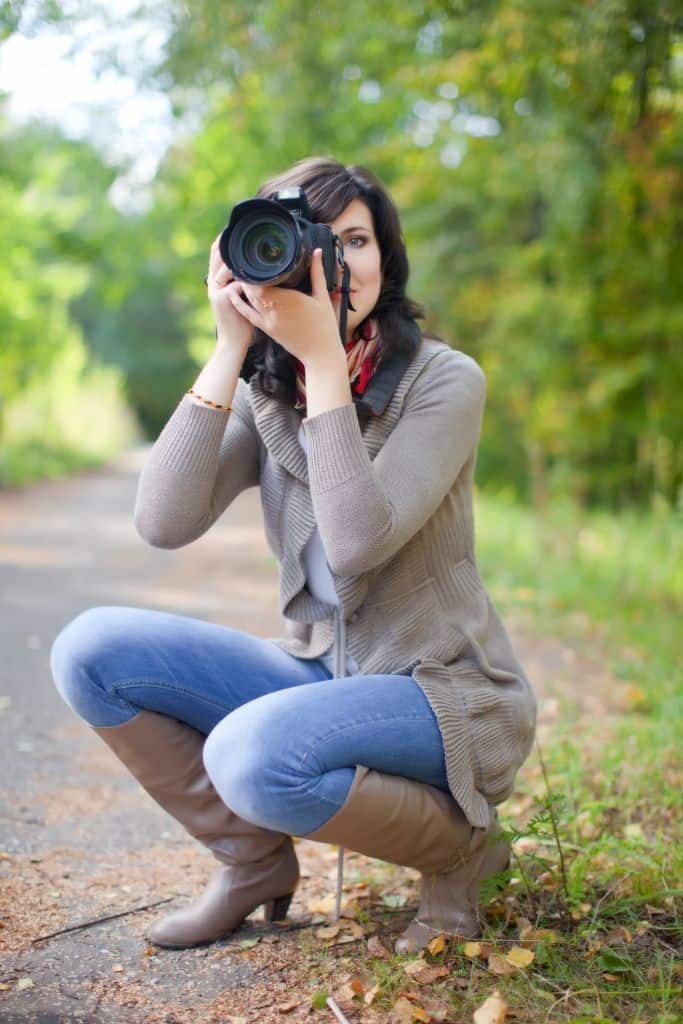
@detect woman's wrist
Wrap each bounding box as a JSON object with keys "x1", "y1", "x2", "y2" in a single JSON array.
[{"x1": 302, "y1": 343, "x2": 353, "y2": 420}]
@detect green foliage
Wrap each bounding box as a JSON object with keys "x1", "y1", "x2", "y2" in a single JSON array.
[
  {"x1": 151, "y1": 0, "x2": 682, "y2": 508},
  {"x1": 1, "y1": 3, "x2": 681, "y2": 504}
]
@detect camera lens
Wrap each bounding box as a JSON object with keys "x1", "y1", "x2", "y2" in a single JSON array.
[
  {"x1": 219, "y1": 198, "x2": 306, "y2": 286},
  {"x1": 230, "y1": 212, "x2": 298, "y2": 282},
  {"x1": 243, "y1": 221, "x2": 290, "y2": 270}
]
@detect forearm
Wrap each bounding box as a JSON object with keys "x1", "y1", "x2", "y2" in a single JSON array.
[
  {"x1": 188, "y1": 335, "x2": 251, "y2": 409},
  {"x1": 302, "y1": 344, "x2": 353, "y2": 419},
  {"x1": 134, "y1": 340, "x2": 260, "y2": 549}
]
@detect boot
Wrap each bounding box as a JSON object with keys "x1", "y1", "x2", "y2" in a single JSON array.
[
  {"x1": 303, "y1": 765, "x2": 509, "y2": 953},
  {"x1": 92, "y1": 709, "x2": 299, "y2": 948}
]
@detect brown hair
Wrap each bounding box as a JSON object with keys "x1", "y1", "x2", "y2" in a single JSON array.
[{"x1": 240, "y1": 156, "x2": 424, "y2": 403}]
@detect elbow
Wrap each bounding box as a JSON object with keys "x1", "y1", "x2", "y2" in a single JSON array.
[
  {"x1": 324, "y1": 508, "x2": 396, "y2": 577},
  {"x1": 133, "y1": 510, "x2": 188, "y2": 550},
  {"x1": 326, "y1": 536, "x2": 391, "y2": 577}
]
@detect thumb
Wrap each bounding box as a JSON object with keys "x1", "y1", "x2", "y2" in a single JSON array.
[{"x1": 311, "y1": 247, "x2": 328, "y2": 300}]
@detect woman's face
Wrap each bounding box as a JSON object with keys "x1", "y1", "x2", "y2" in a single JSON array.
[{"x1": 326, "y1": 198, "x2": 382, "y2": 343}]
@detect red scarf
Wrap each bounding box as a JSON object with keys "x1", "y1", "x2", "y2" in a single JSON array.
[{"x1": 294, "y1": 319, "x2": 383, "y2": 414}]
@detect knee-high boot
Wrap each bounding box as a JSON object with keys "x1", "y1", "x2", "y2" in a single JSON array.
[
  {"x1": 303, "y1": 765, "x2": 509, "y2": 953},
  {"x1": 92, "y1": 709, "x2": 299, "y2": 948}
]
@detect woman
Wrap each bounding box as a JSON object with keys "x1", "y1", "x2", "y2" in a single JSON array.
[{"x1": 50, "y1": 157, "x2": 536, "y2": 954}]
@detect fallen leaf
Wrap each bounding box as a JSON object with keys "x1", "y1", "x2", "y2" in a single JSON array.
[
  {"x1": 404, "y1": 958, "x2": 427, "y2": 976},
  {"x1": 404, "y1": 961, "x2": 449, "y2": 984},
  {"x1": 383, "y1": 893, "x2": 408, "y2": 908},
  {"x1": 463, "y1": 941, "x2": 482, "y2": 958},
  {"x1": 0, "y1": 983, "x2": 11, "y2": 991},
  {"x1": 341, "y1": 919, "x2": 366, "y2": 938},
  {"x1": 316, "y1": 924, "x2": 341, "y2": 940},
  {"x1": 277, "y1": 997, "x2": 301, "y2": 1012},
  {"x1": 505, "y1": 946, "x2": 535, "y2": 969},
  {"x1": 225, "y1": 1017, "x2": 248, "y2": 1024},
  {"x1": 350, "y1": 977, "x2": 365, "y2": 995},
  {"x1": 367, "y1": 935, "x2": 391, "y2": 959},
  {"x1": 420, "y1": 994, "x2": 451, "y2": 1021},
  {"x1": 391, "y1": 996, "x2": 418, "y2": 1024},
  {"x1": 473, "y1": 989, "x2": 508, "y2": 1024},
  {"x1": 518, "y1": 928, "x2": 558, "y2": 947},
  {"x1": 308, "y1": 895, "x2": 337, "y2": 915},
  {"x1": 335, "y1": 982, "x2": 358, "y2": 1006},
  {"x1": 412, "y1": 1007, "x2": 431, "y2": 1023},
  {"x1": 111, "y1": 964, "x2": 124, "y2": 974},
  {"x1": 17, "y1": 978, "x2": 35, "y2": 991},
  {"x1": 602, "y1": 972, "x2": 619, "y2": 982},
  {"x1": 364, "y1": 982, "x2": 381, "y2": 1006},
  {"x1": 487, "y1": 954, "x2": 516, "y2": 977},
  {"x1": 426, "y1": 934, "x2": 446, "y2": 956}
]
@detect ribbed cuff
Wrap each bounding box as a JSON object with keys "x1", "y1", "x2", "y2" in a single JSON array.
[
  {"x1": 154, "y1": 395, "x2": 230, "y2": 475},
  {"x1": 302, "y1": 403, "x2": 369, "y2": 492}
]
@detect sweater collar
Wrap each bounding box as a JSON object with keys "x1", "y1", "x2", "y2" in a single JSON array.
[{"x1": 249, "y1": 322, "x2": 424, "y2": 484}]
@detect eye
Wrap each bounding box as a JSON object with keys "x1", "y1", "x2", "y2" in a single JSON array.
[{"x1": 346, "y1": 235, "x2": 368, "y2": 249}]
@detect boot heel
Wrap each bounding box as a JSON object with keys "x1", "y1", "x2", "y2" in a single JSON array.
[{"x1": 264, "y1": 892, "x2": 294, "y2": 922}]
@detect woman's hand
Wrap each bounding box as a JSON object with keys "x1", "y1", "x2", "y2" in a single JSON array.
[
  {"x1": 224, "y1": 249, "x2": 342, "y2": 368},
  {"x1": 206, "y1": 235, "x2": 254, "y2": 351}
]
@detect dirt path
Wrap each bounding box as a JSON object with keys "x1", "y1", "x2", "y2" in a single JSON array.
[{"x1": 0, "y1": 449, "x2": 603, "y2": 1023}]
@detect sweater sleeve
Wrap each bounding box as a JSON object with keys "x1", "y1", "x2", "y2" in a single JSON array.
[
  {"x1": 133, "y1": 377, "x2": 260, "y2": 549},
  {"x1": 302, "y1": 350, "x2": 485, "y2": 575}
]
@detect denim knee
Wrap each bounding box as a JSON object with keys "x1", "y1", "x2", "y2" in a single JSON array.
[
  {"x1": 202, "y1": 693, "x2": 316, "y2": 830},
  {"x1": 50, "y1": 606, "x2": 137, "y2": 727}
]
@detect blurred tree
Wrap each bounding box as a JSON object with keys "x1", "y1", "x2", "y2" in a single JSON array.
[
  {"x1": 145, "y1": 0, "x2": 681, "y2": 506},
  {"x1": 2, "y1": 1, "x2": 680, "y2": 504}
]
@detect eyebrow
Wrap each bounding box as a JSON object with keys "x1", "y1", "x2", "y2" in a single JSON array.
[{"x1": 338, "y1": 225, "x2": 371, "y2": 235}]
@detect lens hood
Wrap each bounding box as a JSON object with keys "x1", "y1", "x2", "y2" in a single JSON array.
[{"x1": 219, "y1": 198, "x2": 305, "y2": 286}]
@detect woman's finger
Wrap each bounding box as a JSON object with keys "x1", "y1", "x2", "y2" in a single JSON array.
[
  {"x1": 208, "y1": 233, "x2": 234, "y2": 282},
  {"x1": 310, "y1": 247, "x2": 328, "y2": 301},
  {"x1": 213, "y1": 262, "x2": 234, "y2": 286},
  {"x1": 226, "y1": 281, "x2": 262, "y2": 325}
]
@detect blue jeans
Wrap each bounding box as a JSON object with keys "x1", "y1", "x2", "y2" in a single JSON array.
[{"x1": 50, "y1": 606, "x2": 450, "y2": 835}]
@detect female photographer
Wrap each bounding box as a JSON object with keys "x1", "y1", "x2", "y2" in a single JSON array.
[{"x1": 50, "y1": 157, "x2": 536, "y2": 954}]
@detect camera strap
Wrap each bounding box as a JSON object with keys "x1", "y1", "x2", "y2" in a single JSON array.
[{"x1": 337, "y1": 261, "x2": 356, "y2": 346}]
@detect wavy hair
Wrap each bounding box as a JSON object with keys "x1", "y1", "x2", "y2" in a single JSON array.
[{"x1": 238, "y1": 157, "x2": 424, "y2": 403}]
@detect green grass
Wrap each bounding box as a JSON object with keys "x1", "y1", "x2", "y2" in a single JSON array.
[{"x1": 307, "y1": 493, "x2": 681, "y2": 1024}]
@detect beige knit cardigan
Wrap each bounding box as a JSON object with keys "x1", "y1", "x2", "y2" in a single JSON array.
[{"x1": 134, "y1": 337, "x2": 537, "y2": 828}]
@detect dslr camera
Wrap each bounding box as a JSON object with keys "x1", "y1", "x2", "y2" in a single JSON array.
[{"x1": 218, "y1": 187, "x2": 343, "y2": 294}]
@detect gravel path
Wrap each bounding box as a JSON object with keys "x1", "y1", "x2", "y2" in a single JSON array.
[{"x1": 0, "y1": 448, "x2": 577, "y2": 1022}]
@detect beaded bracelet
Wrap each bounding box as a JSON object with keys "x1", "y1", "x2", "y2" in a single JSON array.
[{"x1": 186, "y1": 387, "x2": 232, "y2": 412}]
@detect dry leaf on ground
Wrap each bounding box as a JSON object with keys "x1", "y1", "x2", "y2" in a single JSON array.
[
  {"x1": 426, "y1": 934, "x2": 446, "y2": 955},
  {"x1": 277, "y1": 997, "x2": 301, "y2": 1013},
  {"x1": 420, "y1": 994, "x2": 451, "y2": 1021},
  {"x1": 463, "y1": 941, "x2": 482, "y2": 958},
  {"x1": 367, "y1": 935, "x2": 392, "y2": 959},
  {"x1": 404, "y1": 960, "x2": 450, "y2": 984},
  {"x1": 473, "y1": 989, "x2": 508, "y2": 1024},
  {"x1": 391, "y1": 996, "x2": 424, "y2": 1024},
  {"x1": 487, "y1": 954, "x2": 517, "y2": 977},
  {"x1": 364, "y1": 982, "x2": 382, "y2": 1006},
  {"x1": 506, "y1": 946, "x2": 535, "y2": 968}
]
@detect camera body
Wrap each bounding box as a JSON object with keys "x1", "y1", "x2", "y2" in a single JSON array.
[{"x1": 218, "y1": 188, "x2": 342, "y2": 294}]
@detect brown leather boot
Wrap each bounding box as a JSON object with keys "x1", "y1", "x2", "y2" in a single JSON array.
[
  {"x1": 92, "y1": 710, "x2": 299, "y2": 948},
  {"x1": 303, "y1": 765, "x2": 509, "y2": 953}
]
